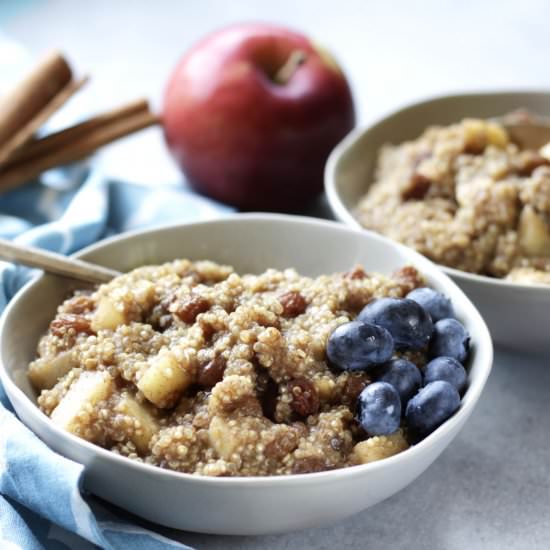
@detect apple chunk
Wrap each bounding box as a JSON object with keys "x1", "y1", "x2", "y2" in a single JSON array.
[
  {"x1": 115, "y1": 394, "x2": 158, "y2": 454},
  {"x1": 92, "y1": 296, "x2": 126, "y2": 331},
  {"x1": 29, "y1": 350, "x2": 76, "y2": 390},
  {"x1": 51, "y1": 371, "x2": 113, "y2": 437},
  {"x1": 137, "y1": 351, "x2": 193, "y2": 408}
]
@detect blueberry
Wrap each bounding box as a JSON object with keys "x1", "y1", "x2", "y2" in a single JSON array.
[
  {"x1": 424, "y1": 356, "x2": 467, "y2": 393},
  {"x1": 377, "y1": 358, "x2": 422, "y2": 406},
  {"x1": 429, "y1": 318, "x2": 470, "y2": 363},
  {"x1": 357, "y1": 381, "x2": 401, "y2": 435},
  {"x1": 406, "y1": 287, "x2": 455, "y2": 322},
  {"x1": 358, "y1": 298, "x2": 433, "y2": 351},
  {"x1": 326, "y1": 320, "x2": 394, "y2": 372},
  {"x1": 405, "y1": 380, "x2": 460, "y2": 440}
]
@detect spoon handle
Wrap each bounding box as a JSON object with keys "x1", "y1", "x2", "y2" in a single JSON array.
[{"x1": 0, "y1": 238, "x2": 121, "y2": 284}]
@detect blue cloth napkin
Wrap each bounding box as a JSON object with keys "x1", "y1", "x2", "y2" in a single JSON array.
[{"x1": 0, "y1": 168, "x2": 233, "y2": 549}]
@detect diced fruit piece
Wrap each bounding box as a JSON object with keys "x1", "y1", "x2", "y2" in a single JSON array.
[
  {"x1": 358, "y1": 298, "x2": 433, "y2": 350},
  {"x1": 209, "y1": 415, "x2": 238, "y2": 460},
  {"x1": 133, "y1": 280, "x2": 156, "y2": 308},
  {"x1": 351, "y1": 429, "x2": 409, "y2": 464},
  {"x1": 405, "y1": 380, "x2": 460, "y2": 440},
  {"x1": 28, "y1": 351, "x2": 76, "y2": 390},
  {"x1": 91, "y1": 297, "x2": 126, "y2": 331},
  {"x1": 462, "y1": 119, "x2": 508, "y2": 153},
  {"x1": 326, "y1": 320, "x2": 394, "y2": 372},
  {"x1": 424, "y1": 356, "x2": 467, "y2": 393},
  {"x1": 486, "y1": 122, "x2": 509, "y2": 148},
  {"x1": 462, "y1": 119, "x2": 486, "y2": 153},
  {"x1": 429, "y1": 318, "x2": 470, "y2": 363},
  {"x1": 115, "y1": 393, "x2": 158, "y2": 454},
  {"x1": 137, "y1": 351, "x2": 193, "y2": 408},
  {"x1": 406, "y1": 287, "x2": 455, "y2": 322},
  {"x1": 377, "y1": 358, "x2": 422, "y2": 406},
  {"x1": 540, "y1": 142, "x2": 550, "y2": 162},
  {"x1": 314, "y1": 376, "x2": 336, "y2": 402},
  {"x1": 518, "y1": 205, "x2": 550, "y2": 256},
  {"x1": 357, "y1": 381, "x2": 401, "y2": 436},
  {"x1": 51, "y1": 371, "x2": 113, "y2": 437}
]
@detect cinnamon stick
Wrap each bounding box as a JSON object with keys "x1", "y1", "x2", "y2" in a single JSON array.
[
  {"x1": 0, "y1": 51, "x2": 71, "y2": 143},
  {"x1": 5, "y1": 98, "x2": 150, "y2": 166},
  {"x1": 0, "y1": 75, "x2": 89, "y2": 166},
  {"x1": 0, "y1": 105, "x2": 159, "y2": 191}
]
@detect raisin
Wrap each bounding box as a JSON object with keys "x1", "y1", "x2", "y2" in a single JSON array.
[
  {"x1": 341, "y1": 373, "x2": 370, "y2": 408},
  {"x1": 288, "y1": 377, "x2": 319, "y2": 417},
  {"x1": 171, "y1": 294, "x2": 209, "y2": 324},
  {"x1": 402, "y1": 172, "x2": 431, "y2": 201},
  {"x1": 330, "y1": 437, "x2": 343, "y2": 451},
  {"x1": 291, "y1": 456, "x2": 327, "y2": 474},
  {"x1": 392, "y1": 265, "x2": 423, "y2": 292},
  {"x1": 50, "y1": 314, "x2": 93, "y2": 337},
  {"x1": 344, "y1": 266, "x2": 368, "y2": 280},
  {"x1": 64, "y1": 295, "x2": 94, "y2": 314},
  {"x1": 279, "y1": 291, "x2": 307, "y2": 317},
  {"x1": 197, "y1": 356, "x2": 226, "y2": 387}
]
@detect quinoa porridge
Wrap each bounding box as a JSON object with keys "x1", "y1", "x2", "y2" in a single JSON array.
[
  {"x1": 28, "y1": 259, "x2": 436, "y2": 477},
  {"x1": 354, "y1": 118, "x2": 550, "y2": 284}
]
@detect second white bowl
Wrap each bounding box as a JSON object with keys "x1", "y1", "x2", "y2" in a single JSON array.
[{"x1": 325, "y1": 91, "x2": 550, "y2": 353}]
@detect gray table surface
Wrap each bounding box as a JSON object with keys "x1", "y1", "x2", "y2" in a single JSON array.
[{"x1": 3, "y1": 1, "x2": 550, "y2": 548}]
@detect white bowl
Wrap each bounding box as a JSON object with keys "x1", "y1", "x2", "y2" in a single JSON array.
[
  {"x1": 0, "y1": 214, "x2": 492, "y2": 535},
  {"x1": 325, "y1": 91, "x2": 550, "y2": 353}
]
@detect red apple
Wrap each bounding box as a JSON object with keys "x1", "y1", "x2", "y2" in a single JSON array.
[{"x1": 162, "y1": 22, "x2": 355, "y2": 210}]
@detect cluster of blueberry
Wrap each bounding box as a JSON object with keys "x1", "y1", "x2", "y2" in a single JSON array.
[{"x1": 327, "y1": 287, "x2": 470, "y2": 442}]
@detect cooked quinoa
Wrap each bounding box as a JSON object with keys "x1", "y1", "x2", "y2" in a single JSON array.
[
  {"x1": 354, "y1": 118, "x2": 550, "y2": 284},
  {"x1": 28, "y1": 260, "x2": 428, "y2": 476}
]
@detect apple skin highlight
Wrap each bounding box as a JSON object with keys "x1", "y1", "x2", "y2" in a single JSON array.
[{"x1": 163, "y1": 22, "x2": 356, "y2": 211}]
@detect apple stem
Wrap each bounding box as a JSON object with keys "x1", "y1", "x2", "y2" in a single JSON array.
[{"x1": 273, "y1": 50, "x2": 307, "y2": 84}]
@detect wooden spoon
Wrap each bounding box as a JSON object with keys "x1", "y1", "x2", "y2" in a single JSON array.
[
  {"x1": 0, "y1": 238, "x2": 120, "y2": 284},
  {"x1": 497, "y1": 109, "x2": 550, "y2": 150}
]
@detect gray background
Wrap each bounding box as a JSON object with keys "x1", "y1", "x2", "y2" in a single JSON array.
[{"x1": 3, "y1": 1, "x2": 550, "y2": 548}]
